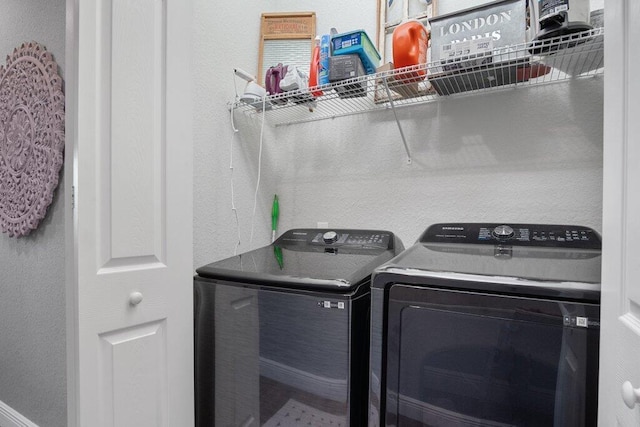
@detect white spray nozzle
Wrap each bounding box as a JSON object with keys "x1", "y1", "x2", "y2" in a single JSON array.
[{"x1": 234, "y1": 68, "x2": 255, "y2": 82}]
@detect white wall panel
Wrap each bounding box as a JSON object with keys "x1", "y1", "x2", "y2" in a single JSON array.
[
  {"x1": 99, "y1": 321, "x2": 168, "y2": 427},
  {"x1": 98, "y1": 0, "x2": 166, "y2": 270}
]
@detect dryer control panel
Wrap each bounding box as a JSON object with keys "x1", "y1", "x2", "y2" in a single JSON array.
[{"x1": 421, "y1": 223, "x2": 601, "y2": 249}]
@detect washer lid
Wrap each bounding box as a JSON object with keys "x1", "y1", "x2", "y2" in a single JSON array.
[
  {"x1": 196, "y1": 228, "x2": 402, "y2": 291},
  {"x1": 372, "y1": 223, "x2": 601, "y2": 300}
]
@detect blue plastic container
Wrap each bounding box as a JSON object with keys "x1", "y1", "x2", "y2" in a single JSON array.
[{"x1": 330, "y1": 30, "x2": 380, "y2": 74}]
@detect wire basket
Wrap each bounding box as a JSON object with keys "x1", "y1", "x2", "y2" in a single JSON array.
[{"x1": 232, "y1": 27, "x2": 604, "y2": 127}]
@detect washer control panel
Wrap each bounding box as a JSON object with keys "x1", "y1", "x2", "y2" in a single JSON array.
[
  {"x1": 422, "y1": 223, "x2": 601, "y2": 249},
  {"x1": 276, "y1": 229, "x2": 395, "y2": 250},
  {"x1": 312, "y1": 231, "x2": 391, "y2": 248}
]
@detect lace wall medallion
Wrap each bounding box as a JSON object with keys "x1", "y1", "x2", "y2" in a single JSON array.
[{"x1": 0, "y1": 42, "x2": 65, "y2": 237}]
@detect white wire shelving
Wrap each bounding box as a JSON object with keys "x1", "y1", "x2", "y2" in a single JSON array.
[{"x1": 231, "y1": 28, "x2": 604, "y2": 162}]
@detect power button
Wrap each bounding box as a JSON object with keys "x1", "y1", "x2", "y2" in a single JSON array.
[
  {"x1": 492, "y1": 225, "x2": 515, "y2": 240},
  {"x1": 323, "y1": 231, "x2": 339, "y2": 244}
]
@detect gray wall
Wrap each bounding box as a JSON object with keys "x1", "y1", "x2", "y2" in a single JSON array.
[{"x1": 0, "y1": 1, "x2": 67, "y2": 426}]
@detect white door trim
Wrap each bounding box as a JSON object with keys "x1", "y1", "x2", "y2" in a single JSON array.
[{"x1": 64, "y1": 0, "x2": 79, "y2": 425}]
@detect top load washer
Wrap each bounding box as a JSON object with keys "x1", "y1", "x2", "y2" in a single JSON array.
[
  {"x1": 194, "y1": 228, "x2": 403, "y2": 426},
  {"x1": 369, "y1": 223, "x2": 601, "y2": 427}
]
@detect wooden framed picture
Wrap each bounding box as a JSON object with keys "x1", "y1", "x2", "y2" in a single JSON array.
[
  {"x1": 378, "y1": 0, "x2": 437, "y2": 64},
  {"x1": 258, "y1": 12, "x2": 316, "y2": 85}
]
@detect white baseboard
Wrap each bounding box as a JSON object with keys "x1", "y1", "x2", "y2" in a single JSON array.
[{"x1": 0, "y1": 400, "x2": 38, "y2": 427}]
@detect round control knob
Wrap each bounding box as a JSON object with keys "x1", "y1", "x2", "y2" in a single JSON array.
[
  {"x1": 323, "y1": 231, "x2": 339, "y2": 244},
  {"x1": 492, "y1": 225, "x2": 515, "y2": 240}
]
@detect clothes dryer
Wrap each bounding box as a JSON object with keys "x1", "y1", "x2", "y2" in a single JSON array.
[{"x1": 369, "y1": 223, "x2": 601, "y2": 427}]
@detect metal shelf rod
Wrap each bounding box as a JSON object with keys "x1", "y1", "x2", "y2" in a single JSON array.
[{"x1": 382, "y1": 77, "x2": 412, "y2": 164}]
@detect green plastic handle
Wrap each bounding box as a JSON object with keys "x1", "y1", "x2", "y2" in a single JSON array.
[{"x1": 271, "y1": 195, "x2": 279, "y2": 231}]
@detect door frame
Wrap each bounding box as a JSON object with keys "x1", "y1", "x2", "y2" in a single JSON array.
[{"x1": 65, "y1": 0, "x2": 79, "y2": 424}]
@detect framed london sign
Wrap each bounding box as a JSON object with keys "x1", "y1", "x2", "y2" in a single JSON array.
[
  {"x1": 429, "y1": 0, "x2": 528, "y2": 70},
  {"x1": 427, "y1": 0, "x2": 529, "y2": 95}
]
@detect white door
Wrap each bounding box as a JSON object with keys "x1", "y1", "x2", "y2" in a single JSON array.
[
  {"x1": 598, "y1": 0, "x2": 640, "y2": 424},
  {"x1": 66, "y1": 0, "x2": 194, "y2": 426}
]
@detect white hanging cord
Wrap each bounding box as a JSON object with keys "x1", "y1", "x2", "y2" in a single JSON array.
[
  {"x1": 230, "y1": 70, "x2": 241, "y2": 254},
  {"x1": 230, "y1": 102, "x2": 239, "y2": 133},
  {"x1": 249, "y1": 95, "x2": 267, "y2": 248},
  {"x1": 233, "y1": 69, "x2": 240, "y2": 99},
  {"x1": 229, "y1": 125, "x2": 241, "y2": 255},
  {"x1": 230, "y1": 70, "x2": 240, "y2": 133}
]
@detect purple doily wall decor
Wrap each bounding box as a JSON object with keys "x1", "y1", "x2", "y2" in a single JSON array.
[{"x1": 0, "y1": 42, "x2": 65, "y2": 237}]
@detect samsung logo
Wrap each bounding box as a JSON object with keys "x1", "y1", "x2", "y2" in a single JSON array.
[
  {"x1": 442, "y1": 227, "x2": 464, "y2": 231},
  {"x1": 292, "y1": 232, "x2": 307, "y2": 235}
]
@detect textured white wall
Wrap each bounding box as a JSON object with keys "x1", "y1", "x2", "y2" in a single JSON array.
[
  {"x1": 193, "y1": 0, "x2": 378, "y2": 267},
  {"x1": 274, "y1": 79, "x2": 603, "y2": 245},
  {"x1": 0, "y1": 1, "x2": 67, "y2": 426},
  {"x1": 194, "y1": 0, "x2": 602, "y2": 264}
]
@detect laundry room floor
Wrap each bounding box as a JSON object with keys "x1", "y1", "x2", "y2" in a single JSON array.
[{"x1": 260, "y1": 376, "x2": 347, "y2": 425}]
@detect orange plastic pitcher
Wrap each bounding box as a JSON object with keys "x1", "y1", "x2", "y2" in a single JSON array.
[
  {"x1": 309, "y1": 36, "x2": 323, "y2": 97},
  {"x1": 392, "y1": 20, "x2": 429, "y2": 82}
]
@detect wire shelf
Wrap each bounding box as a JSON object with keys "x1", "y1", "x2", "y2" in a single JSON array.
[{"x1": 231, "y1": 28, "x2": 604, "y2": 127}]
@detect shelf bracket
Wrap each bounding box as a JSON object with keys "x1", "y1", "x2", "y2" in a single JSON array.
[{"x1": 382, "y1": 77, "x2": 412, "y2": 164}]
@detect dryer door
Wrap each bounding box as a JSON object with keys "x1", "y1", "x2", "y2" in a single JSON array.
[{"x1": 385, "y1": 284, "x2": 600, "y2": 427}]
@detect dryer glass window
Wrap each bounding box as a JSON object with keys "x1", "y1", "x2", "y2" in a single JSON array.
[{"x1": 385, "y1": 285, "x2": 599, "y2": 427}]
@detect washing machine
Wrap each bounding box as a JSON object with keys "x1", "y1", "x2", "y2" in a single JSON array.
[
  {"x1": 369, "y1": 223, "x2": 601, "y2": 427},
  {"x1": 194, "y1": 228, "x2": 403, "y2": 426}
]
